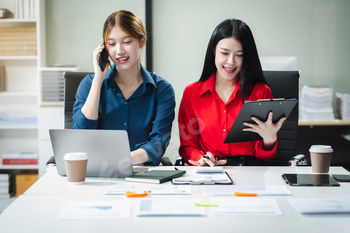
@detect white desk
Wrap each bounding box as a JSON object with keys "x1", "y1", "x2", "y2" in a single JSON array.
[{"x1": 0, "y1": 166, "x2": 349, "y2": 233}]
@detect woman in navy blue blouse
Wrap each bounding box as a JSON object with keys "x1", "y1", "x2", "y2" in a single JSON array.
[{"x1": 72, "y1": 10, "x2": 175, "y2": 166}]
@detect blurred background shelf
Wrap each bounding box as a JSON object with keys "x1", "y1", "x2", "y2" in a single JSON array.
[{"x1": 0, "y1": 164, "x2": 38, "y2": 170}]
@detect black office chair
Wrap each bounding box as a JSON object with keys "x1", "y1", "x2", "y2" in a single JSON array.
[
  {"x1": 63, "y1": 72, "x2": 90, "y2": 130},
  {"x1": 262, "y1": 70, "x2": 303, "y2": 166},
  {"x1": 46, "y1": 72, "x2": 90, "y2": 167},
  {"x1": 46, "y1": 71, "x2": 173, "y2": 167},
  {"x1": 175, "y1": 70, "x2": 305, "y2": 166}
]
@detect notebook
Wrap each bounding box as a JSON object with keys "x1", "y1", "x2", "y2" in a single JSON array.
[
  {"x1": 49, "y1": 129, "x2": 135, "y2": 178},
  {"x1": 125, "y1": 170, "x2": 186, "y2": 184}
]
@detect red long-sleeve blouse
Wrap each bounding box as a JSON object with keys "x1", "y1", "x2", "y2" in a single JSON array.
[{"x1": 178, "y1": 73, "x2": 277, "y2": 165}]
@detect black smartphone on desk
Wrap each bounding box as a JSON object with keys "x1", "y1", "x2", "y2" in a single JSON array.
[
  {"x1": 98, "y1": 40, "x2": 109, "y2": 71},
  {"x1": 332, "y1": 174, "x2": 350, "y2": 182}
]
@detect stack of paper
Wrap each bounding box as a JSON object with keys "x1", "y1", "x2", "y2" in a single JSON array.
[
  {"x1": 40, "y1": 71, "x2": 65, "y2": 103},
  {"x1": 0, "y1": 173, "x2": 11, "y2": 199},
  {"x1": 336, "y1": 92, "x2": 350, "y2": 121},
  {"x1": 0, "y1": 174, "x2": 14, "y2": 212},
  {"x1": 0, "y1": 27, "x2": 36, "y2": 56},
  {"x1": 0, "y1": 112, "x2": 38, "y2": 127},
  {"x1": 40, "y1": 67, "x2": 79, "y2": 103},
  {"x1": 299, "y1": 85, "x2": 334, "y2": 121}
]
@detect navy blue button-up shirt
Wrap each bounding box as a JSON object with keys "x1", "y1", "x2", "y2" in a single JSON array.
[{"x1": 72, "y1": 64, "x2": 176, "y2": 165}]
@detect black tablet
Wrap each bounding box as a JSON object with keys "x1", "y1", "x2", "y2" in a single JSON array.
[
  {"x1": 282, "y1": 173, "x2": 340, "y2": 186},
  {"x1": 224, "y1": 98, "x2": 297, "y2": 143}
]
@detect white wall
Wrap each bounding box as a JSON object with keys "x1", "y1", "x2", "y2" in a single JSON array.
[
  {"x1": 152, "y1": 0, "x2": 350, "y2": 162},
  {"x1": 45, "y1": 0, "x2": 350, "y2": 163},
  {"x1": 45, "y1": 0, "x2": 145, "y2": 71}
]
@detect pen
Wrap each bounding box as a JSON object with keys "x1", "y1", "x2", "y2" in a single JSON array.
[
  {"x1": 201, "y1": 155, "x2": 219, "y2": 161},
  {"x1": 234, "y1": 192, "x2": 258, "y2": 197},
  {"x1": 174, "y1": 167, "x2": 179, "y2": 170},
  {"x1": 200, "y1": 155, "x2": 226, "y2": 161}
]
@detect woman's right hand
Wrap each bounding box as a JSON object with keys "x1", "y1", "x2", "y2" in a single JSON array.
[
  {"x1": 189, "y1": 151, "x2": 227, "y2": 167},
  {"x1": 93, "y1": 43, "x2": 110, "y2": 82},
  {"x1": 80, "y1": 44, "x2": 110, "y2": 120}
]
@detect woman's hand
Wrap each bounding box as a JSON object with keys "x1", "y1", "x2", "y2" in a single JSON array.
[
  {"x1": 243, "y1": 112, "x2": 286, "y2": 150},
  {"x1": 189, "y1": 151, "x2": 227, "y2": 167},
  {"x1": 80, "y1": 44, "x2": 110, "y2": 120},
  {"x1": 131, "y1": 149, "x2": 150, "y2": 165},
  {"x1": 93, "y1": 43, "x2": 110, "y2": 82}
]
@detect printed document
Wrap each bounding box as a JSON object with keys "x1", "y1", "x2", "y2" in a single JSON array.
[
  {"x1": 172, "y1": 172, "x2": 232, "y2": 184},
  {"x1": 57, "y1": 200, "x2": 131, "y2": 219},
  {"x1": 209, "y1": 198, "x2": 283, "y2": 216},
  {"x1": 104, "y1": 184, "x2": 191, "y2": 195},
  {"x1": 288, "y1": 198, "x2": 350, "y2": 214},
  {"x1": 135, "y1": 199, "x2": 206, "y2": 216},
  {"x1": 202, "y1": 185, "x2": 292, "y2": 196}
]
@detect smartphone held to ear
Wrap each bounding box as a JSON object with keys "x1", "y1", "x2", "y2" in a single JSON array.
[{"x1": 98, "y1": 41, "x2": 109, "y2": 72}]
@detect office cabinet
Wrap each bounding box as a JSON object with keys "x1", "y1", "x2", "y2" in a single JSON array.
[
  {"x1": 0, "y1": 0, "x2": 45, "y2": 210},
  {"x1": 38, "y1": 66, "x2": 78, "y2": 176}
]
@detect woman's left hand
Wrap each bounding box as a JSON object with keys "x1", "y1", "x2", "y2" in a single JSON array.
[{"x1": 242, "y1": 112, "x2": 286, "y2": 150}]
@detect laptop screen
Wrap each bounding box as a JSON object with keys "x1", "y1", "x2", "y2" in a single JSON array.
[{"x1": 49, "y1": 129, "x2": 134, "y2": 178}]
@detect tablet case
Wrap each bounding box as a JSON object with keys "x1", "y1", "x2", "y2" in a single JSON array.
[{"x1": 224, "y1": 99, "x2": 297, "y2": 143}]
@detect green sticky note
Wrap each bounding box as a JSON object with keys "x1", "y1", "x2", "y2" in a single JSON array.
[{"x1": 194, "y1": 202, "x2": 218, "y2": 207}]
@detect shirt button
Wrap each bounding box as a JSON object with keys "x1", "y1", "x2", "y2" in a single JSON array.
[
  {"x1": 124, "y1": 102, "x2": 127, "y2": 105},
  {"x1": 223, "y1": 129, "x2": 226, "y2": 132},
  {"x1": 124, "y1": 123, "x2": 127, "y2": 126},
  {"x1": 223, "y1": 110, "x2": 226, "y2": 114},
  {"x1": 225, "y1": 148, "x2": 228, "y2": 151}
]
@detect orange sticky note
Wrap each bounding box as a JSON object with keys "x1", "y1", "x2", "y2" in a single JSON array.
[
  {"x1": 125, "y1": 191, "x2": 148, "y2": 198},
  {"x1": 234, "y1": 192, "x2": 258, "y2": 197}
]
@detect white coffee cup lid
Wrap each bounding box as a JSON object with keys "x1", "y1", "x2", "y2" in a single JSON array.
[
  {"x1": 309, "y1": 145, "x2": 333, "y2": 153},
  {"x1": 63, "y1": 152, "x2": 88, "y2": 161}
]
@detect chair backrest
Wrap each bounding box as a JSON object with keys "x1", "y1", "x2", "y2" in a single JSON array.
[
  {"x1": 262, "y1": 70, "x2": 300, "y2": 165},
  {"x1": 64, "y1": 72, "x2": 92, "y2": 129}
]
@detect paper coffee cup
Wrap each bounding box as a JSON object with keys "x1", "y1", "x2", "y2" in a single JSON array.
[
  {"x1": 63, "y1": 152, "x2": 88, "y2": 184},
  {"x1": 309, "y1": 145, "x2": 333, "y2": 173}
]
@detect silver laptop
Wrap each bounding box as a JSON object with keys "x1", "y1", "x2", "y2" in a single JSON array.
[{"x1": 49, "y1": 129, "x2": 134, "y2": 178}]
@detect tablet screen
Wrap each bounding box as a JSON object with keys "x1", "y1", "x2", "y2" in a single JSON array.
[{"x1": 282, "y1": 173, "x2": 340, "y2": 186}]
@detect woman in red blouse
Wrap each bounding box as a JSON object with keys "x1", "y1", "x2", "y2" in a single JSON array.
[{"x1": 178, "y1": 19, "x2": 286, "y2": 166}]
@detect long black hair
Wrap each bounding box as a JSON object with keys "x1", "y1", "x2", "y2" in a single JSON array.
[{"x1": 199, "y1": 19, "x2": 267, "y2": 102}]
